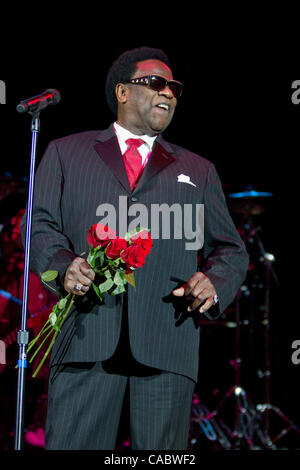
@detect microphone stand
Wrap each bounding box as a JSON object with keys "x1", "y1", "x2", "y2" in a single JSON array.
[{"x1": 14, "y1": 108, "x2": 41, "y2": 450}]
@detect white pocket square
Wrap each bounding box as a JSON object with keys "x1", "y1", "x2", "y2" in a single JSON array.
[{"x1": 177, "y1": 173, "x2": 197, "y2": 187}]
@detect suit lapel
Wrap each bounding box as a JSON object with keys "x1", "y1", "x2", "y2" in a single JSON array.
[
  {"x1": 94, "y1": 125, "x2": 176, "y2": 194},
  {"x1": 134, "y1": 136, "x2": 176, "y2": 193},
  {"x1": 94, "y1": 125, "x2": 132, "y2": 194}
]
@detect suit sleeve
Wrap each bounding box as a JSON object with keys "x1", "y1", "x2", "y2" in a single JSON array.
[
  {"x1": 200, "y1": 163, "x2": 249, "y2": 319},
  {"x1": 20, "y1": 141, "x2": 78, "y2": 296}
]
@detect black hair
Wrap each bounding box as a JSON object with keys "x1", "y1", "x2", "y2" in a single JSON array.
[{"x1": 105, "y1": 46, "x2": 171, "y2": 116}]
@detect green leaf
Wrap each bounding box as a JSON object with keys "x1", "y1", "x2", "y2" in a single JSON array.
[
  {"x1": 95, "y1": 249, "x2": 105, "y2": 268},
  {"x1": 111, "y1": 284, "x2": 126, "y2": 295},
  {"x1": 58, "y1": 297, "x2": 68, "y2": 310},
  {"x1": 92, "y1": 282, "x2": 100, "y2": 297},
  {"x1": 99, "y1": 277, "x2": 114, "y2": 294},
  {"x1": 52, "y1": 303, "x2": 60, "y2": 314},
  {"x1": 125, "y1": 271, "x2": 135, "y2": 288},
  {"x1": 41, "y1": 270, "x2": 58, "y2": 282},
  {"x1": 49, "y1": 312, "x2": 57, "y2": 326},
  {"x1": 114, "y1": 271, "x2": 124, "y2": 286},
  {"x1": 87, "y1": 249, "x2": 95, "y2": 267},
  {"x1": 104, "y1": 269, "x2": 112, "y2": 279},
  {"x1": 118, "y1": 269, "x2": 126, "y2": 281}
]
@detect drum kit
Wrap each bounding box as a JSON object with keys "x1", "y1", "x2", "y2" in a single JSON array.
[{"x1": 190, "y1": 186, "x2": 300, "y2": 450}]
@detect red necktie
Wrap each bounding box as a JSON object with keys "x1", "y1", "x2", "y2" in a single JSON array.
[{"x1": 123, "y1": 138, "x2": 145, "y2": 190}]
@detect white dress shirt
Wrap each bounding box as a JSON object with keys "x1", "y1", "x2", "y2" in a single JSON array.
[{"x1": 114, "y1": 122, "x2": 157, "y2": 168}]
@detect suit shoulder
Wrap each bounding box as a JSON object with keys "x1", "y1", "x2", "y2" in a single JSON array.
[
  {"x1": 169, "y1": 142, "x2": 214, "y2": 170},
  {"x1": 38, "y1": 131, "x2": 103, "y2": 170},
  {"x1": 43, "y1": 131, "x2": 103, "y2": 165},
  {"x1": 50, "y1": 130, "x2": 101, "y2": 148}
]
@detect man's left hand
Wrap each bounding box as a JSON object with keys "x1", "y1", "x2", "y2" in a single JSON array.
[{"x1": 172, "y1": 272, "x2": 218, "y2": 314}]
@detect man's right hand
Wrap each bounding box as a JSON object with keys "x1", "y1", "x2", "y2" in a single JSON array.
[{"x1": 63, "y1": 257, "x2": 95, "y2": 296}]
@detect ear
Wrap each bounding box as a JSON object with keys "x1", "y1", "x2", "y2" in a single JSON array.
[{"x1": 115, "y1": 83, "x2": 129, "y2": 105}]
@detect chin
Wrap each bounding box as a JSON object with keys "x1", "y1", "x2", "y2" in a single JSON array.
[{"x1": 149, "y1": 120, "x2": 170, "y2": 135}]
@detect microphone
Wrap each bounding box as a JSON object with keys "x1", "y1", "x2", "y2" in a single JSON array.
[{"x1": 16, "y1": 89, "x2": 61, "y2": 114}]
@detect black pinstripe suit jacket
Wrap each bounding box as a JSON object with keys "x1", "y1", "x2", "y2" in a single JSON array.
[{"x1": 22, "y1": 124, "x2": 249, "y2": 382}]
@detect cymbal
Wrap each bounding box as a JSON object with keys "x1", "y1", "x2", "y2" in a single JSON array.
[{"x1": 227, "y1": 188, "x2": 273, "y2": 199}]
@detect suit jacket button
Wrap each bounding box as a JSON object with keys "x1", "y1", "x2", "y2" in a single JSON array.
[{"x1": 131, "y1": 196, "x2": 138, "y2": 202}]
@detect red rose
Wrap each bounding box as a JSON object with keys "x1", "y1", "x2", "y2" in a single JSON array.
[
  {"x1": 105, "y1": 237, "x2": 128, "y2": 259},
  {"x1": 121, "y1": 244, "x2": 147, "y2": 269},
  {"x1": 130, "y1": 231, "x2": 153, "y2": 255},
  {"x1": 87, "y1": 223, "x2": 116, "y2": 248}
]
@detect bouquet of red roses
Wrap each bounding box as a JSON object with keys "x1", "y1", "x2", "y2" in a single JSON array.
[{"x1": 26, "y1": 224, "x2": 152, "y2": 377}]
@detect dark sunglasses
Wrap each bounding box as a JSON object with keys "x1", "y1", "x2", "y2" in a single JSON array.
[{"x1": 124, "y1": 75, "x2": 183, "y2": 99}]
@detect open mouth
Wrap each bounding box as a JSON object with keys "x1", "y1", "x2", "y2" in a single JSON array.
[{"x1": 155, "y1": 103, "x2": 170, "y2": 112}]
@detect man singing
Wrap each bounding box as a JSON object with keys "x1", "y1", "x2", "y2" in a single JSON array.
[{"x1": 22, "y1": 46, "x2": 249, "y2": 449}]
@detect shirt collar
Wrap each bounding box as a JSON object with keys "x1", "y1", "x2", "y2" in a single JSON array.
[{"x1": 114, "y1": 122, "x2": 157, "y2": 150}]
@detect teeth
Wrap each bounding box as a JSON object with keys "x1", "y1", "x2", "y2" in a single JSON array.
[{"x1": 157, "y1": 103, "x2": 169, "y2": 110}]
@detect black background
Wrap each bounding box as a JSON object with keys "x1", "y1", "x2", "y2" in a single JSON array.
[{"x1": 0, "y1": 6, "x2": 298, "y2": 449}]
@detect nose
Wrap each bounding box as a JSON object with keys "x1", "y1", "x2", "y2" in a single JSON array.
[{"x1": 158, "y1": 86, "x2": 175, "y2": 99}]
